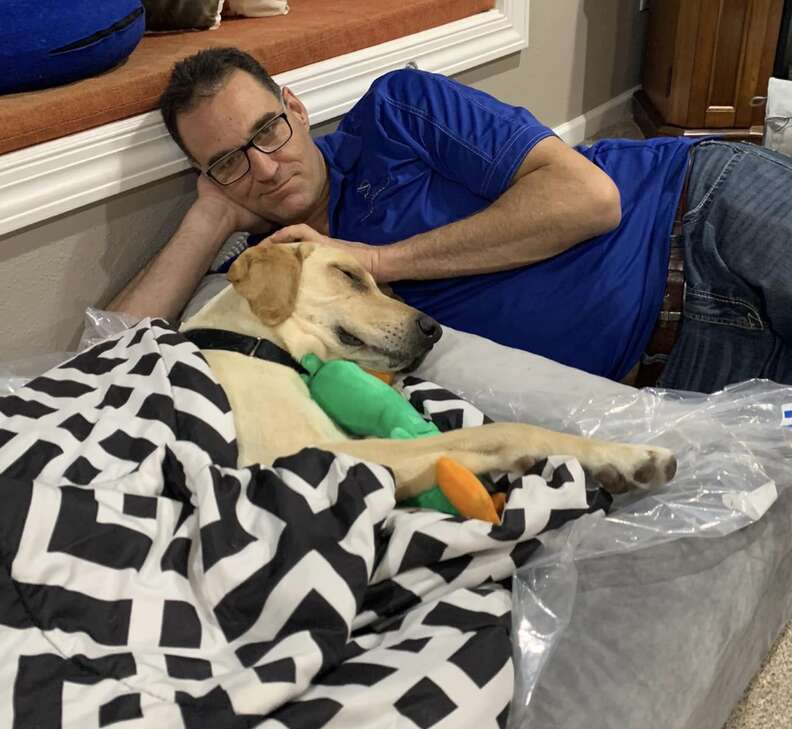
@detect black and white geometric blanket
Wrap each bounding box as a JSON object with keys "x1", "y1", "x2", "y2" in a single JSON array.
[{"x1": 0, "y1": 319, "x2": 610, "y2": 729}]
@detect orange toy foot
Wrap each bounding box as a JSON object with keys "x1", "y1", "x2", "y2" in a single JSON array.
[
  {"x1": 435, "y1": 456, "x2": 500, "y2": 524},
  {"x1": 364, "y1": 369, "x2": 396, "y2": 385}
]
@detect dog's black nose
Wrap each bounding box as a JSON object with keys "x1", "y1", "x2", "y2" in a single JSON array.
[{"x1": 416, "y1": 315, "x2": 442, "y2": 343}]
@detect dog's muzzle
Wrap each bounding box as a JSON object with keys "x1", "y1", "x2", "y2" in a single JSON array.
[{"x1": 400, "y1": 315, "x2": 442, "y2": 372}]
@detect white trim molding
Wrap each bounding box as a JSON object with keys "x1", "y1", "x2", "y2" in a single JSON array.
[
  {"x1": 0, "y1": 2, "x2": 530, "y2": 237},
  {"x1": 553, "y1": 86, "x2": 640, "y2": 147}
]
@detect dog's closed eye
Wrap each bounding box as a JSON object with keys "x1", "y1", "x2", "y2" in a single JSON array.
[
  {"x1": 334, "y1": 265, "x2": 368, "y2": 290},
  {"x1": 336, "y1": 326, "x2": 364, "y2": 347}
]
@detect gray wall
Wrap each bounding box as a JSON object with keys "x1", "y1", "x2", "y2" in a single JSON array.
[
  {"x1": 457, "y1": 0, "x2": 646, "y2": 127},
  {"x1": 0, "y1": 0, "x2": 648, "y2": 360}
]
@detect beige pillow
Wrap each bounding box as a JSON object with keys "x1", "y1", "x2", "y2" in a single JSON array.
[
  {"x1": 142, "y1": 0, "x2": 225, "y2": 31},
  {"x1": 225, "y1": 0, "x2": 288, "y2": 18}
]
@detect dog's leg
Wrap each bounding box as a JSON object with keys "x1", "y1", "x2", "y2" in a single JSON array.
[{"x1": 324, "y1": 422, "x2": 676, "y2": 500}]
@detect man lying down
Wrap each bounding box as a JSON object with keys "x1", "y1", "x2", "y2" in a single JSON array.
[{"x1": 111, "y1": 47, "x2": 792, "y2": 395}]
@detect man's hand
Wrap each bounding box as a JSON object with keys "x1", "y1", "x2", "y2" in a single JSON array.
[
  {"x1": 194, "y1": 173, "x2": 272, "y2": 235},
  {"x1": 268, "y1": 224, "x2": 385, "y2": 281}
]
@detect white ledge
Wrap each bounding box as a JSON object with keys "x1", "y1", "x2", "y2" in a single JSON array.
[{"x1": 0, "y1": 0, "x2": 528, "y2": 238}]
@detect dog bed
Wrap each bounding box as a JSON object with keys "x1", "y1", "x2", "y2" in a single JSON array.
[{"x1": 1, "y1": 303, "x2": 790, "y2": 727}]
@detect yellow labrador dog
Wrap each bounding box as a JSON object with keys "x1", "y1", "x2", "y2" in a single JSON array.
[{"x1": 180, "y1": 243, "x2": 676, "y2": 500}]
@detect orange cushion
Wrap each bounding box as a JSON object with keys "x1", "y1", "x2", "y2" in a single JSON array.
[{"x1": 0, "y1": 0, "x2": 494, "y2": 156}]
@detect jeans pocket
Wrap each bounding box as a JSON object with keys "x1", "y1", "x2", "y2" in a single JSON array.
[
  {"x1": 684, "y1": 287, "x2": 766, "y2": 330},
  {"x1": 684, "y1": 142, "x2": 745, "y2": 223}
]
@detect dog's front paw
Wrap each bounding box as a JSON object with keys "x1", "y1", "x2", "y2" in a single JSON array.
[{"x1": 593, "y1": 446, "x2": 677, "y2": 494}]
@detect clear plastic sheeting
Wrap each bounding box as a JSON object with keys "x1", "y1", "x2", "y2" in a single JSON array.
[
  {"x1": 511, "y1": 538, "x2": 578, "y2": 714},
  {"x1": 0, "y1": 308, "x2": 137, "y2": 395},
  {"x1": 557, "y1": 382, "x2": 788, "y2": 553},
  {"x1": 0, "y1": 352, "x2": 78, "y2": 395},
  {"x1": 78, "y1": 306, "x2": 140, "y2": 351},
  {"x1": 508, "y1": 381, "x2": 792, "y2": 729}
]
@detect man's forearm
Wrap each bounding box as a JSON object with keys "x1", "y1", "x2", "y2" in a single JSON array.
[
  {"x1": 108, "y1": 203, "x2": 235, "y2": 322},
  {"x1": 378, "y1": 152, "x2": 621, "y2": 283}
]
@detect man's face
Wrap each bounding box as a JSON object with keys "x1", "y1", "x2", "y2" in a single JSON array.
[{"x1": 176, "y1": 69, "x2": 327, "y2": 226}]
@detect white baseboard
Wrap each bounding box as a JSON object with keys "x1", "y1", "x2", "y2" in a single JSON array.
[
  {"x1": 553, "y1": 86, "x2": 639, "y2": 146},
  {"x1": 0, "y1": 0, "x2": 529, "y2": 238}
]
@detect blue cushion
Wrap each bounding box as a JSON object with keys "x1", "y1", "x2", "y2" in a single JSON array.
[{"x1": 0, "y1": 1, "x2": 145, "y2": 94}]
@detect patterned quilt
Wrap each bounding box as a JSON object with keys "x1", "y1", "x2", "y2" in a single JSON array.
[{"x1": 0, "y1": 319, "x2": 609, "y2": 729}]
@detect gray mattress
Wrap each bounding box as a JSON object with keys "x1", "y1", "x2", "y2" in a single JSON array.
[{"x1": 517, "y1": 483, "x2": 792, "y2": 729}]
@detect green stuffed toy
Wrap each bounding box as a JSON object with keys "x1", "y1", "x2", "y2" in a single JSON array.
[
  {"x1": 301, "y1": 354, "x2": 438, "y2": 439},
  {"x1": 300, "y1": 354, "x2": 501, "y2": 522}
]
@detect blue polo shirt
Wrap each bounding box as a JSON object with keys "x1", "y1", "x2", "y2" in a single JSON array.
[{"x1": 313, "y1": 69, "x2": 697, "y2": 380}]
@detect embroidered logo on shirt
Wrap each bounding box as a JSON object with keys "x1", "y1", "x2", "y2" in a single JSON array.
[
  {"x1": 782, "y1": 403, "x2": 792, "y2": 428},
  {"x1": 357, "y1": 177, "x2": 391, "y2": 222}
]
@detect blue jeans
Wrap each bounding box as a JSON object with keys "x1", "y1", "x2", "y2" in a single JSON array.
[{"x1": 657, "y1": 140, "x2": 792, "y2": 393}]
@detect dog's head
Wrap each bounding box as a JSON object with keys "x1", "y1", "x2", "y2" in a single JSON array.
[{"x1": 227, "y1": 243, "x2": 442, "y2": 372}]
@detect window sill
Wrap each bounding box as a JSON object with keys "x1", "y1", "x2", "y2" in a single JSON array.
[{"x1": 0, "y1": 1, "x2": 528, "y2": 237}]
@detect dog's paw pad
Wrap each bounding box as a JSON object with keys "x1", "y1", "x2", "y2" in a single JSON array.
[
  {"x1": 594, "y1": 448, "x2": 676, "y2": 494},
  {"x1": 632, "y1": 449, "x2": 677, "y2": 489},
  {"x1": 593, "y1": 464, "x2": 630, "y2": 494},
  {"x1": 634, "y1": 456, "x2": 657, "y2": 484}
]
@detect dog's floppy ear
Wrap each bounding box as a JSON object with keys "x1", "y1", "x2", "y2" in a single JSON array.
[{"x1": 228, "y1": 245, "x2": 303, "y2": 326}]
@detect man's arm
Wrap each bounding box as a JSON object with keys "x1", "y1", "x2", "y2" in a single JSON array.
[
  {"x1": 379, "y1": 137, "x2": 620, "y2": 281},
  {"x1": 108, "y1": 174, "x2": 269, "y2": 321},
  {"x1": 268, "y1": 137, "x2": 621, "y2": 282}
]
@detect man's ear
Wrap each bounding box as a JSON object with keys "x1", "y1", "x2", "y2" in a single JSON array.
[
  {"x1": 227, "y1": 245, "x2": 302, "y2": 326},
  {"x1": 282, "y1": 86, "x2": 310, "y2": 129}
]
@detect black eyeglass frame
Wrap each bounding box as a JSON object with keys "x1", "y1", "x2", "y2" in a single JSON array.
[{"x1": 205, "y1": 111, "x2": 293, "y2": 186}]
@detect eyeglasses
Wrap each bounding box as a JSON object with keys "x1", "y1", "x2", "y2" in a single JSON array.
[{"x1": 206, "y1": 112, "x2": 293, "y2": 185}]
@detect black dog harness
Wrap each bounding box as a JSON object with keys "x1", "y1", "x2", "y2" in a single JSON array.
[{"x1": 183, "y1": 328, "x2": 308, "y2": 376}]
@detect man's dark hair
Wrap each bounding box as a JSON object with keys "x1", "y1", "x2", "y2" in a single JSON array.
[{"x1": 160, "y1": 47, "x2": 281, "y2": 158}]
